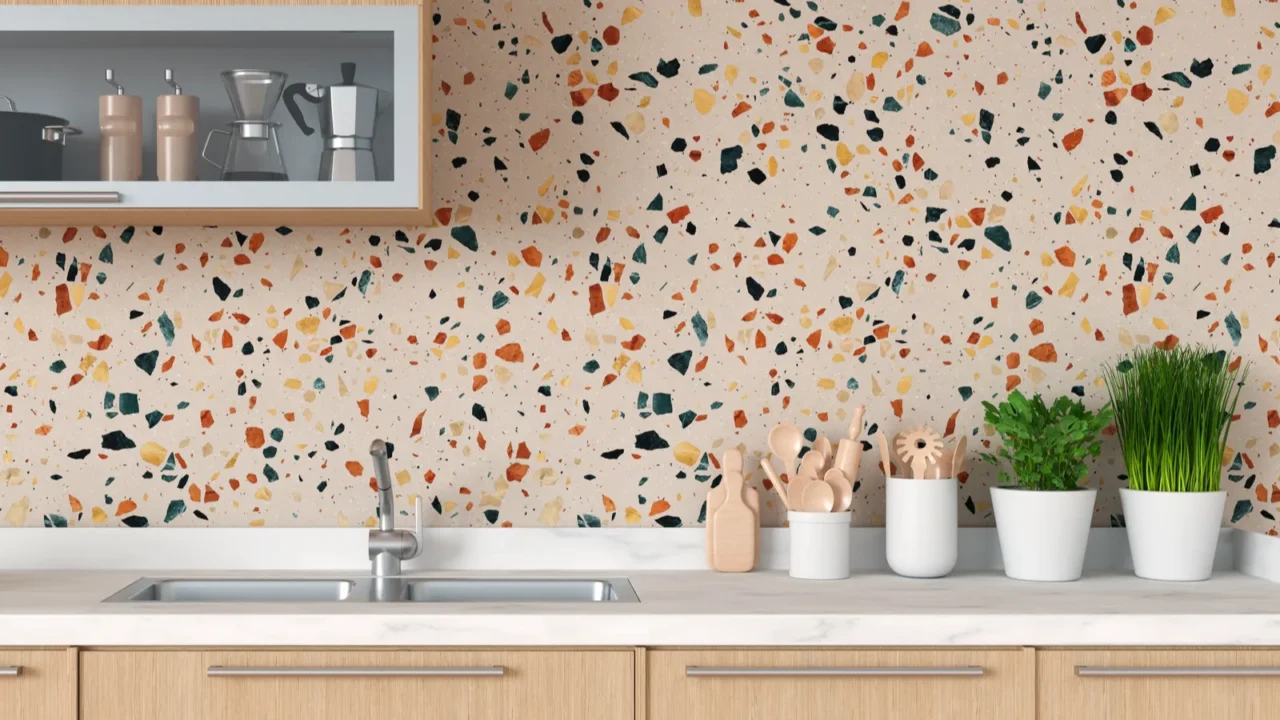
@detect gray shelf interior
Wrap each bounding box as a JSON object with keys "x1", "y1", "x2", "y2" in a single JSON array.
[{"x1": 0, "y1": 31, "x2": 396, "y2": 183}]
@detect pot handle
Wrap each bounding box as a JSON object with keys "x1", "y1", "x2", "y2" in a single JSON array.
[
  {"x1": 0, "y1": 95, "x2": 15, "y2": 112},
  {"x1": 201, "y1": 128, "x2": 231, "y2": 170},
  {"x1": 41, "y1": 125, "x2": 82, "y2": 146}
]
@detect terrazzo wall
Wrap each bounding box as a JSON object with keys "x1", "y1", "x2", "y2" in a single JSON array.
[{"x1": 2, "y1": 0, "x2": 1278, "y2": 532}]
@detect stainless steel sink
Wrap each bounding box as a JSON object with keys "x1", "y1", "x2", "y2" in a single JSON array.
[
  {"x1": 403, "y1": 578, "x2": 637, "y2": 603},
  {"x1": 104, "y1": 577, "x2": 638, "y2": 603},
  {"x1": 106, "y1": 579, "x2": 356, "y2": 603}
]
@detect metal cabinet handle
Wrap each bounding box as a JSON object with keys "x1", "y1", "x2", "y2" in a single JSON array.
[
  {"x1": 0, "y1": 667, "x2": 21, "y2": 677},
  {"x1": 686, "y1": 666, "x2": 985, "y2": 678},
  {"x1": 0, "y1": 192, "x2": 121, "y2": 204},
  {"x1": 1077, "y1": 666, "x2": 1280, "y2": 678},
  {"x1": 207, "y1": 666, "x2": 505, "y2": 678}
]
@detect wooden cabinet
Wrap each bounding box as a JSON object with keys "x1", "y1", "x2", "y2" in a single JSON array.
[
  {"x1": 81, "y1": 649, "x2": 633, "y2": 720},
  {"x1": 645, "y1": 649, "x2": 1034, "y2": 720},
  {"x1": 1038, "y1": 649, "x2": 1280, "y2": 720},
  {"x1": 0, "y1": 0, "x2": 431, "y2": 226},
  {"x1": 0, "y1": 649, "x2": 77, "y2": 720}
]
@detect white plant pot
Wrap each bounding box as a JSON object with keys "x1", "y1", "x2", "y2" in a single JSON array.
[
  {"x1": 1120, "y1": 488, "x2": 1226, "y2": 582},
  {"x1": 788, "y1": 511, "x2": 851, "y2": 580},
  {"x1": 886, "y1": 477, "x2": 957, "y2": 578},
  {"x1": 991, "y1": 487, "x2": 1097, "y2": 582}
]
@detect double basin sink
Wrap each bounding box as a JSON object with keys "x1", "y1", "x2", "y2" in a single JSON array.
[{"x1": 105, "y1": 577, "x2": 639, "y2": 604}]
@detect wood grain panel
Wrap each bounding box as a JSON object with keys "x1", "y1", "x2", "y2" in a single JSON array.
[
  {"x1": 82, "y1": 649, "x2": 633, "y2": 720},
  {"x1": 646, "y1": 648, "x2": 1033, "y2": 720},
  {"x1": 1038, "y1": 649, "x2": 1280, "y2": 720},
  {"x1": 0, "y1": 649, "x2": 77, "y2": 720}
]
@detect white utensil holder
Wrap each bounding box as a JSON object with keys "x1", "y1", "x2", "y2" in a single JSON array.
[
  {"x1": 886, "y1": 477, "x2": 957, "y2": 578},
  {"x1": 788, "y1": 511, "x2": 851, "y2": 580}
]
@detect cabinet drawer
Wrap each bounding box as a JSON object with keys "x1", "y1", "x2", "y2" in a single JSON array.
[
  {"x1": 646, "y1": 649, "x2": 1032, "y2": 720},
  {"x1": 82, "y1": 649, "x2": 633, "y2": 720},
  {"x1": 1039, "y1": 649, "x2": 1280, "y2": 720},
  {"x1": 0, "y1": 649, "x2": 76, "y2": 720}
]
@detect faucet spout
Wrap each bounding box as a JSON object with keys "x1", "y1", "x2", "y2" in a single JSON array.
[
  {"x1": 366, "y1": 439, "x2": 423, "y2": 579},
  {"x1": 370, "y1": 439, "x2": 395, "y2": 531}
]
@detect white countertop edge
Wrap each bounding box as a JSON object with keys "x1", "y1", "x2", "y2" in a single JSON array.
[{"x1": 4, "y1": 613, "x2": 1280, "y2": 648}]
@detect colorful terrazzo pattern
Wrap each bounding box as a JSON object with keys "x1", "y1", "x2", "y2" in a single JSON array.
[{"x1": 2, "y1": 0, "x2": 1278, "y2": 531}]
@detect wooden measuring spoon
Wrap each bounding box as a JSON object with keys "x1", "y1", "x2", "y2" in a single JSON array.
[{"x1": 824, "y1": 468, "x2": 853, "y2": 512}]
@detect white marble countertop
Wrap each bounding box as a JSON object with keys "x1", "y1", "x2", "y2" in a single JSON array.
[{"x1": 1, "y1": 568, "x2": 1278, "y2": 647}]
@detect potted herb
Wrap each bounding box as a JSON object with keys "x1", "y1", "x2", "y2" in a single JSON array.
[
  {"x1": 1103, "y1": 345, "x2": 1246, "y2": 581},
  {"x1": 980, "y1": 390, "x2": 1112, "y2": 582}
]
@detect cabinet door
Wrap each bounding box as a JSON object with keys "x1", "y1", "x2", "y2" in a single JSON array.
[
  {"x1": 0, "y1": 0, "x2": 430, "y2": 226},
  {"x1": 646, "y1": 649, "x2": 1033, "y2": 720},
  {"x1": 1039, "y1": 649, "x2": 1280, "y2": 720},
  {"x1": 81, "y1": 649, "x2": 633, "y2": 720},
  {"x1": 0, "y1": 649, "x2": 77, "y2": 720}
]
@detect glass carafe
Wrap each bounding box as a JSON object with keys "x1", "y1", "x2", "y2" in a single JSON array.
[{"x1": 201, "y1": 121, "x2": 288, "y2": 181}]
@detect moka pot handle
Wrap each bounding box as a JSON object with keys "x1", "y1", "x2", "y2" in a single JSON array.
[{"x1": 282, "y1": 82, "x2": 322, "y2": 137}]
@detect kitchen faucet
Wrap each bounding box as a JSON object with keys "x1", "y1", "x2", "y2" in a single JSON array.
[{"x1": 367, "y1": 439, "x2": 423, "y2": 577}]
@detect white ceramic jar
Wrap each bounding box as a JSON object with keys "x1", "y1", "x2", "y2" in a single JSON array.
[
  {"x1": 885, "y1": 477, "x2": 957, "y2": 578},
  {"x1": 788, "y1": 511, "x2": 851, "y2": 580}
]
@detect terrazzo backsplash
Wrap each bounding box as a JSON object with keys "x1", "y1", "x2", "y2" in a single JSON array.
[{"x1": 2, "y1": 0, "x2": 1278, "y2": 532}]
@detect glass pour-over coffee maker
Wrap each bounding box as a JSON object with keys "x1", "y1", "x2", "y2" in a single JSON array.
[{"x1": 201, "y1": 70, "x2": 289, "y2": 181}]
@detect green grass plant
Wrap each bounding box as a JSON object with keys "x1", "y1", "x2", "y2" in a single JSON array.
[{"x1": 1102, "y1": 345, "x2": 1247, "y2": 493}]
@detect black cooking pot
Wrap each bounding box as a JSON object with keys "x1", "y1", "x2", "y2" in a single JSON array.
[{"x1": 0, "y1": 96, "x2": 81, "y2": 181}]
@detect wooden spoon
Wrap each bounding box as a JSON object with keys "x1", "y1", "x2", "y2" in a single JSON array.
[
  {"x1": 952, "y1": 435, "x2": 968, "y2": 476},
  {"x1": 812, "y1": 435, "x2": 834, "y2": 466},
  {"x1": 877, "y1": 431, "x2": 894, "y2": 478},
  {"x1": 789, "y1": 451, "x2": 825, "y2": 509},
  {"x1": 801, "y1": 479, "x2": 835, "y2": 513},
  {"x1": 768, "y1": 424, "x2": 804, "y2": 479},
  {"x1": 925, "y1": 450, "x2": 954, "y2": 479},
  {"x1": 824, "y1": 468, "x2": 853, "y2": 512},
  {"x1": 758, "y1": 459, "x2": 792, "y2": 511}
]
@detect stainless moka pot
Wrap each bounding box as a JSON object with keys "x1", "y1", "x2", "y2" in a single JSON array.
[{"x1": 282, "y1": 62, "x2": 385, "y2": 181}]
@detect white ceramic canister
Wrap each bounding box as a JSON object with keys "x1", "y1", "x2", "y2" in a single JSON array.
[
  {"x1": 788, "y1": 511, "x2": 851, "y2": 580},
  {"x1": 885, "y1": 476, "x2": 957, "y2": 578},
  {"x1": 991, "y1": 486, "x2": 1097, "y2": 582},
  {"x1": 1119, "y1": 488, "x2": 1226, "y2": 582}
]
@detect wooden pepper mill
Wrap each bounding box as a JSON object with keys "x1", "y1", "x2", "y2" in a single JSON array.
[
  {"x1": 156, "y1": 70, "x2": 199, "y2": 181},
  {"x1": 100, "y1": 69, "x2": 142, "y2": 181}
]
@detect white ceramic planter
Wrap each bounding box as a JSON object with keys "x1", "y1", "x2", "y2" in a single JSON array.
[
  {"x1": 885, "y1": 477, "x2": 957, "y2": 578},
  {"x1": 788, "y1": 511, "x2": 851, "y2": 580},
  {"x1": 1120, "y1": 488, "x2": 1226, "y2": 582},
  {"x1": 990, "y1": 486, "x2": 1097, "y2": 582}
]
